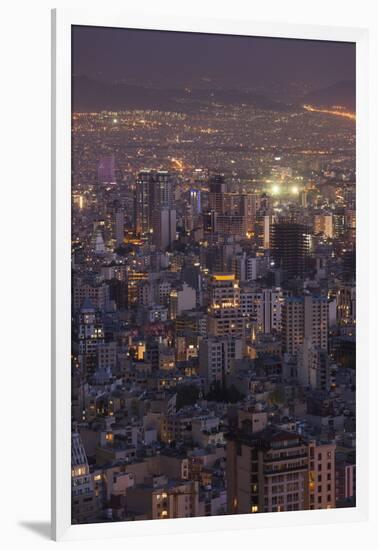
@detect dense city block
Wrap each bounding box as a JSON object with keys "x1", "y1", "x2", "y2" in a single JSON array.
[{"x1": 71, "y1": 28, "x2": 356, "y2": 524}]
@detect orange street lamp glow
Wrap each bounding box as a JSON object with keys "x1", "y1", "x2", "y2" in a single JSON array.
[{"x1": 303, "y1": 104, "x2": 355, "y2": 121}]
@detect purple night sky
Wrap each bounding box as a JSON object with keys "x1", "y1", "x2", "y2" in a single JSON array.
[{"x1": 72, "y1": 25, "x2": 355, "y2": 94}]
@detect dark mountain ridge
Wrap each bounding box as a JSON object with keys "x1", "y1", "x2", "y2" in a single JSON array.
[
  {"x1": 72, "y1": 75, "x2": 292, "y2": 113},
  {"x1": 302, "y1": 80, "x2": 355, "y2": 111},
  {"x1": 73, "y1": 76, "x2": 356, "y2": 114}
]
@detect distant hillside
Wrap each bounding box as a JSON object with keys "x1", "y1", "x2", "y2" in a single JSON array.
[
  {"x1": 72, "y1": 76, "x2": 292, "y2": 113},
  {"x1": 302, "y1": 80, "x2": 355, "y2": 111}
]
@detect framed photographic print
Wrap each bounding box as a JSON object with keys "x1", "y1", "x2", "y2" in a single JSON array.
[{"x1": 51, "y1": 8, "x2": 369, "y2": 541}]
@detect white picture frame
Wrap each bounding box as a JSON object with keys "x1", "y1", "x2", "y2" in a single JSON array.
[{"x1": 51, "y1": 8, "x2": 369, "y2": 541}]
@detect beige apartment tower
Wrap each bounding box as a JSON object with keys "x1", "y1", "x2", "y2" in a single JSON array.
[{"x1": 226, "y1": 424, "x2": 335, "y2": 514}]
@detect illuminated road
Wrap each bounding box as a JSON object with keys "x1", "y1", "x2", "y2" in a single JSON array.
[{"x1": 303, "y1": 104, "x2": 356, "y2": 121}]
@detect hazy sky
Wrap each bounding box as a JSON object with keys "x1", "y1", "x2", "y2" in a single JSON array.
[{"x1": 72, "y1": 25, "x2": 355, "y2": 92}]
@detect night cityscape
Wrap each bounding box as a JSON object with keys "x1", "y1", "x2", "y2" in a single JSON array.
[{"x1": 71, "y1": 26, "x2": 356, "y2": 523}]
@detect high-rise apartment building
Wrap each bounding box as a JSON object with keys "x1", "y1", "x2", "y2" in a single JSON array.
[
  {"x1": 154, "y1": 170, "x2": 174, "y2": 208},
  {"x1": 254, "y1": 194, "x2": 272, "y2": 250},
  {"x1": 208, "y1": 307, "x2": 246, "y2": 338},
  {"x1": 199, "y1": 336, "x2": 243, "y2": 384},
  {"x1": 239, "y1": 193, "x2": 257, "y2": 233},
  {"x1": 282, "y1": 295, "x2": 328, "y2": 355},
  {"x1": 135, "y1": 170, "x2": 155, "y2": 234},
  {"x1": 240, "y1": 288, "x2": 285, "y2": 333},
  {"x1": 152, "y1": 208, "x2": 176, "y2": 250},
  {"x1": 207, "y1": 274, "x2": 246, "y2": 337},
  {"x1": 114, "y1": 210, "x2": 125, "y2": 246},
  {"x1": 135, "y1": 170, "x2": 174, "y2": 235},
  {"x1": 77, "y1": 298, "x2": 105, "y2": 375},
  {"x1": 208, "y1": 273, "x2": 240, "y2": 308}
]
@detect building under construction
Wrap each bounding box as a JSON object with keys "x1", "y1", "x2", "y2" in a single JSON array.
[{"x1": 270, "y1": 222, "x2": 309, "y2": 280}]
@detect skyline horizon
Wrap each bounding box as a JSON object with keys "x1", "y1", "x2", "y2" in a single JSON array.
[{"x1": 72, "y1": 25, "x2": 355, "y2": 98}]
